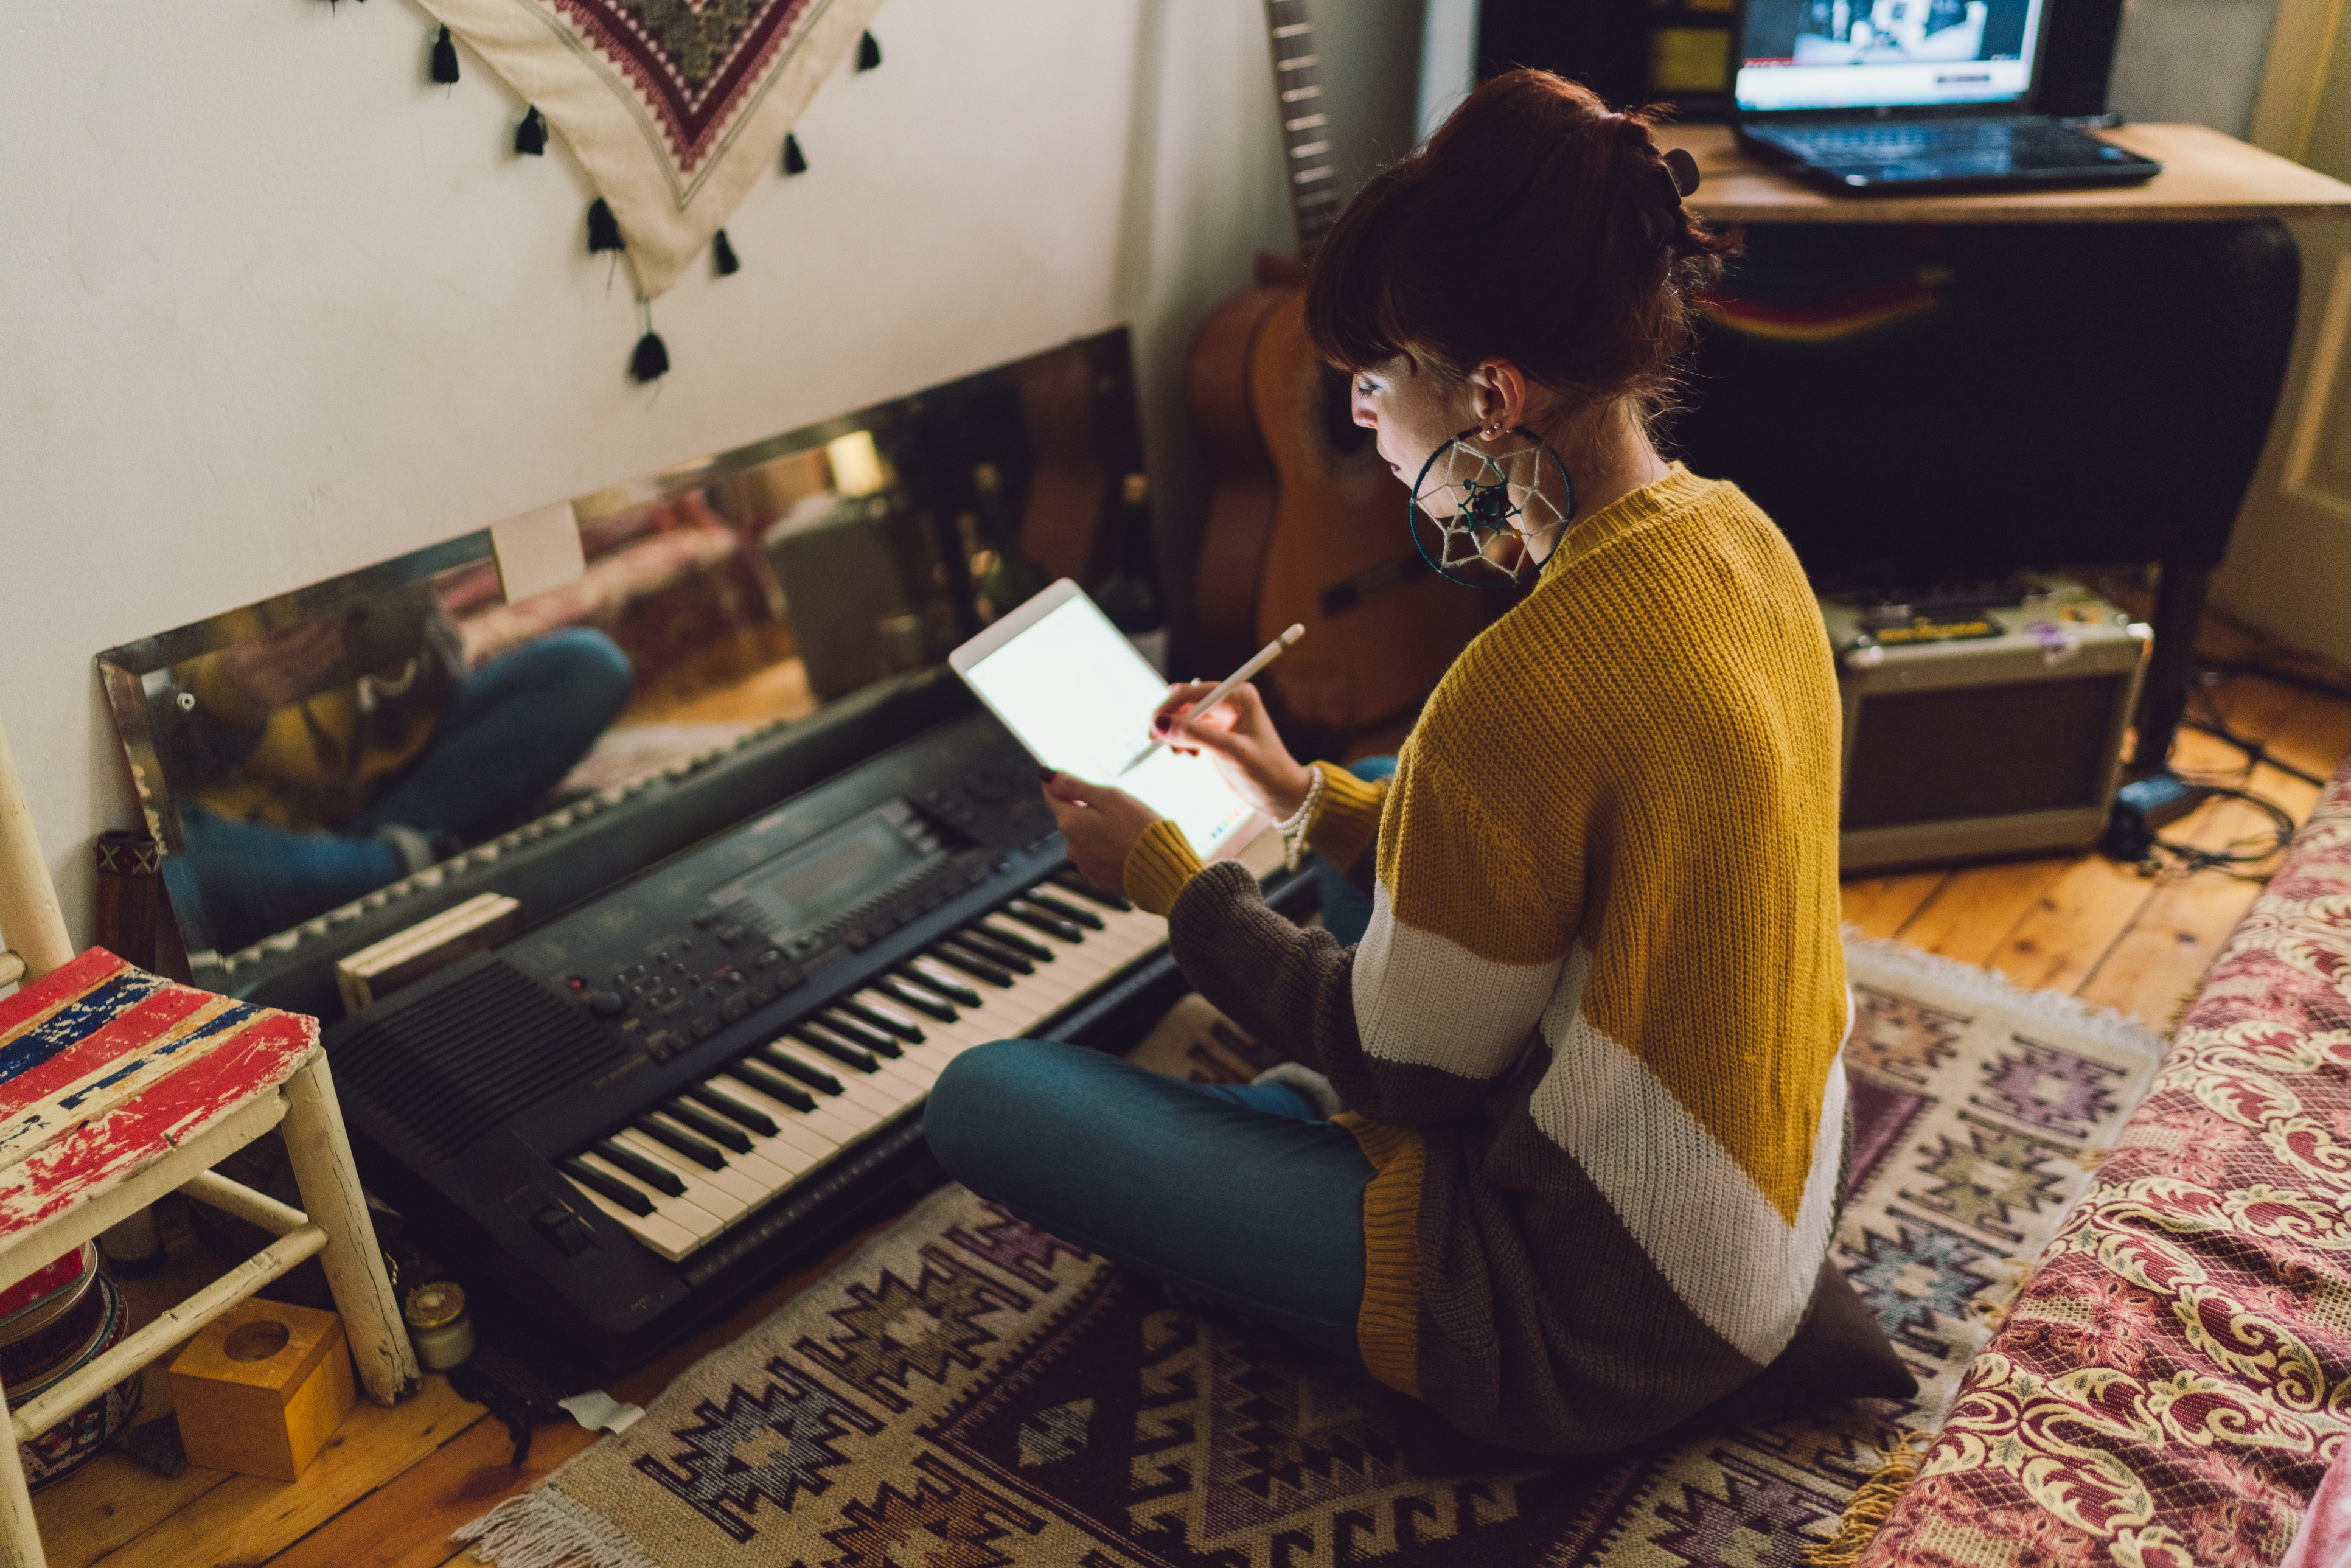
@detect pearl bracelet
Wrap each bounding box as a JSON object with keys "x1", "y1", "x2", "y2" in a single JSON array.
[{"x1": 1273, "y1": 766, "x2": 1326, "y2": 873}]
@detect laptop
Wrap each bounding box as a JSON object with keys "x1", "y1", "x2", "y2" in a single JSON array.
[{"x1": 1732, "y1": 0, "x2": 2162, "y2": 193}]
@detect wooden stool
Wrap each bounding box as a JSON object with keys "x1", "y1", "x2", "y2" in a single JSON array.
[{"x1": 0, "y1": 716, "x2": 419, "y2": 1567}]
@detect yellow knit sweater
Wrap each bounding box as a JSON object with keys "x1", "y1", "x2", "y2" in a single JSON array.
[{"x1": 1124, "y1": 464, "x2": 1848, "y2": 1453}]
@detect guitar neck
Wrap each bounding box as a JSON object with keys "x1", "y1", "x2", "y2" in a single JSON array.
[{"x1": 1263, "y1": 0, "x2": 1341, "y2": 262}]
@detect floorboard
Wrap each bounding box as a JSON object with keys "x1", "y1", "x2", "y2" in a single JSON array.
[{"x1": 26, "y1": 621, "x2": 2349, "y2": 1568}]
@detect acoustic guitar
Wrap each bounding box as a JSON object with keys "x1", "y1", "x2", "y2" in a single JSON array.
[{"x1": 1186, "y1": 0, "x2": 1492, "y2": 756}]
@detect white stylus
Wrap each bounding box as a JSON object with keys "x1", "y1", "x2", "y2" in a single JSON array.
[{"x1": 1113, "y1": 624, "x2": 1306, "y2": 778}]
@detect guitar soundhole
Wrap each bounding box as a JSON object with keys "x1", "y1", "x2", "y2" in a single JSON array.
[{"x1": 1318, "y1": 366, "x2": 1372, "y2": 456}]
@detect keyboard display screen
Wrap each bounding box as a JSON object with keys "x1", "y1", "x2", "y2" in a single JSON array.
[
  {"x1": 739, "y1": 815, "x2": 931, "y2": 936},
  {"x1": 1735, "y1": 0, "x2": 2043, "y2": 110}
]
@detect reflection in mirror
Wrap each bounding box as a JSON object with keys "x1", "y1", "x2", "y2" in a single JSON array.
[{"x1": 99, "y1": 328, "x2": 1150, "y2": 985}]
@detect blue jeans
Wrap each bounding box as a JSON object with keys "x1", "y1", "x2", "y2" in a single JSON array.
[
  {"x1": 1314, "y1": 755, "x2": 1396, "y2": 948},
  {"x1": 925, "y1": 1039, "x2": 1372, "y2": 1359},
  {"x1": 180, "y1": 629, "x2": 632, "y2": 952}
]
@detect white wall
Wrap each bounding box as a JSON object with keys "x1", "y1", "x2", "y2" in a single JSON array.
[{"x1": 0, "y1": 0, "x2": 1423, "y2": 959}]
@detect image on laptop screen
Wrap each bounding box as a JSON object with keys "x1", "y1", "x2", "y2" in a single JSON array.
[{"x1": 1735, "y1": 0, "x2": 2046, "y2": 111}]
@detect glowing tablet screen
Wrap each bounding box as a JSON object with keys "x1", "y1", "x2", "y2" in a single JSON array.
[{"x1": 956, "y1": 591, "x2": 1258, "y2": 860}]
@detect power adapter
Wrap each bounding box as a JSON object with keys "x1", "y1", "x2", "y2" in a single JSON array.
[{"x1": 2103, "y1": 772, "x2": 2211, "y2": 860}]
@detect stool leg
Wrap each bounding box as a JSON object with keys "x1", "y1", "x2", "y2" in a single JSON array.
[
  {"x1": 0, "y1": 1365, "x2": 45, "y2": 1568},
  {"x1": 280, "y1": 1058, "x2": 420, "y2": 1405}
]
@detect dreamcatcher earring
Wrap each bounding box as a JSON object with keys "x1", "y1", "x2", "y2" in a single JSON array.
[{"x1": 1407, "y1": 426, "x2": 1576, "y2": 587}]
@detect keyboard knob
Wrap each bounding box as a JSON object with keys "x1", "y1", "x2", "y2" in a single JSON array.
[{"x1": 585, "y1": 989, "x2": 627, "y2": 1019}]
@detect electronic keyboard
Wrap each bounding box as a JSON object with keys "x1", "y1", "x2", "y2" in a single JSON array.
[{"x1": 321, "y1": 699, "x2": 1310, "y2": 1371}]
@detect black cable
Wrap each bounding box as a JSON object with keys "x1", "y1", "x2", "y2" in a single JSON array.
[
  {"x1": 2142, "y1": 782, "x2": 2299, "y2": 880},
  {"x1": 2182, "y1": 719, "x2": 2329, "y2": 789}
]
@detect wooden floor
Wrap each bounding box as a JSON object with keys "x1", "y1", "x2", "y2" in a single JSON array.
[{"x1": 29, "y1": 614, "x2": 2351, "y2": 1568}]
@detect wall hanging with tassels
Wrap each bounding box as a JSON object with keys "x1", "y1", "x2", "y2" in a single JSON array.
[{"x1": 389, "y1": 0, "x2": 890, "y2": 379}]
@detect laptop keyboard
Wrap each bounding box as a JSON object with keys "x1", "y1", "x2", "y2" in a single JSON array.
[{"x1": 1748, "y1": 117, "x2": 2137, "y2": 178}]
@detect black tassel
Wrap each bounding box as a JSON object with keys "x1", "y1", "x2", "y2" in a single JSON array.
[
  {"x1": 712, "y1": 230, "x2": 740, "y2": 276},
  {"x1": 587, "y1": 198, "x2": 623, "y2": 253},
  {"x1": 431, "y1": 24, "x2": 460, "y2": 84},
  {"x1": 856, "y1": 30, "x2": 882, "y2": 71},
  {"x1": 631, "y1": 329, "x2": 670, "y2": 383},
  {"x1": 515, "y1": 106, "x2": 547, "y2": 156},
  {"x1": 782, "y1": 134, "x2": 807, "y2": 176}
]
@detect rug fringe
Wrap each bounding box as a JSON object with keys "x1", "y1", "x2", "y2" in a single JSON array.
[
  {"x1": 1843, "y1": 934, "x2": 2168, "y2": 1061},
  {"x1": 453, "y1": 1490, "x2": 658, "y2": 1568},
  {"x1": 1803, "y1": 1429, "x2": 1929, "y2": 1567}
]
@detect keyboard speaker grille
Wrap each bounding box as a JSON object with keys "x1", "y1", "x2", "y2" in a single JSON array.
[{"x1": 330, "y1": 960, "x2": 625, "y2": 1160}]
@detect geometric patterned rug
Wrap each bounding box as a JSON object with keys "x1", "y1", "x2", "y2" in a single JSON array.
[{"x1": 454, "y1": 937, "x2": 2166, "y2": 1568}]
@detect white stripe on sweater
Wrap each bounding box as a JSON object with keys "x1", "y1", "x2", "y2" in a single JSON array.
[
  {"x1": 1351, "y1": 881, "x2": 1561, "y2": 1079},
  {"x1": 1527, "y1": 944, "x2": 1844, "y2": 1365}
]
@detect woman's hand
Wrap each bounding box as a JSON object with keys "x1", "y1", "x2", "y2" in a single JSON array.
[
  {"x1": 1149, "y1": 681, "x2": 1315, "y2": 818},
  {"x1": 1038, "y1": 770, "x2": 1165, "y2": 897}
]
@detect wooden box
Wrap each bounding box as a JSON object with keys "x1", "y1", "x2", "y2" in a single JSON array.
[{"x1": 169, "y1": 1300, "x2": 357, "y2": 1482}]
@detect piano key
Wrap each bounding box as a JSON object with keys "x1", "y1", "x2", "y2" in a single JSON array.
[
  {"x1": 729, "y1": 1058, "x2": 820, "y2": 1113},
  {"x1": 667, "y1": 1089, "x2": 838, "y2": 1171},
  {"x1": 790, "y1": 1025, "x2": 878, "y2": 1074},
  {"x1": 764, "y1": 1052, "x2": 908, "y2": 1119},
  {"x1": 930, "y1": 943, "x2": 1015, "y2": 988},
  {"x1": 609, "y1": 1130, "x2": 759, "y2": 1220},
  {"x1": 752, "y1": 1046, "x2": 843, "y2": 1096},
  {"x1": 1022, "y1": 888, "x2": 1105, "y2": 929},
  {"x1": 576, "y1": 1153, "x2": 726, "y2": 1249},
  {"x1": 682, "y1": 1083, "x2": 779, "y2": 1137},
  {"x1": 768, "y1": 1036, "x2": 927, "y2": 1107},
  {"x1": 717, "y1": 1074, "x2": 873, "y2": 1152},
  {"x1": 563, "y1": 1177, "x2": 698, "y2": 1262},
  {"x1": 615, "y1": 1128, "x2": 768, "y2": 1207},
  {"x1": 818, "y1": 1011, "x2": 905, "y2": 1056},
  {"x1": 632, "y1": 1115, "x2": 726, "y2": 1170},
  {"x1": 644, "y1": 1109, "x2": 798, "y2": 1187},
  {"x1": 972, "y1": 920, "x2": 1053, "y2": 962},
  {"x1": 841, "y1": 994, "x2": 924, "y2": 1041},
  {"x1": 902, "y1": 958, "x2": 983, "y2": 1007},
  {"x1": 561, "y1": 1155, "x2": 652, "y2": 1216},
  {"x1": 875, "y1": 976, "x2": 959, "y2": 1022},
  {"x1": 1050, "y1": 869, "x2": 1134, "y2": 911},
  {"x1": 1001, "y1": 902, "x2": 1084, "y2": 942},
  {"x1": 590, "y1": 1138, "x2": 686, "y2": 1197},
  {"x1": 948, "y1": 930, "x2": 1034, "y2": 974},
  {"x1": 662, "y1": 1098, "x2": 753, "y2": 1154}
]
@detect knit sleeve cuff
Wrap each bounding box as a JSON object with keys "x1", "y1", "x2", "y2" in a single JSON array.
[
  {"x1": 1304, "y1": 761, "x2": 1386, "y2": 871},
  {"x1": 1123, "y1": 818, "x2": 1204, "y2": 917}
]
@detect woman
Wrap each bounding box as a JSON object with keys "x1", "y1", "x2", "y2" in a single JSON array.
[{"x1": 925, "y1": 69, "x2": 1852, "y2": 1456}]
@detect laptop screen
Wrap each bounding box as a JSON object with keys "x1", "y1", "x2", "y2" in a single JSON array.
[{"x1": 1735, "y1": 0, "x2": 2046, "y2": 112}]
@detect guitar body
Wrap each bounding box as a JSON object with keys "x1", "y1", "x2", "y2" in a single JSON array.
[{"x1": 1188, "y1": 287, "x2": 1492, "y2": 748}]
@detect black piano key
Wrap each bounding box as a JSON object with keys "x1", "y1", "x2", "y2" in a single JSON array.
[
  {"x1": 754, "y1": 1045, "x2": 844, "y2": 1095},
  {"x1": 634, "y1": 1117, "x2": 726, "y2": 1170},
  {"x1": 561, "y1": 1157, "x2": 653, "y2": 1216},
  {"x1": 818, "y1": 1011, "x2": 904, "y2": 1058},
  {"x1": 791, "y1": 1025, "x2": 880, "y2": 1073},
  {"x1": 1024, "y1": 888, "x2": 1106, "y2": 929},
  {"x1": 950, "y1": 930, "x2": 1034, "y2": 974},
  {"x1": 875, "y1": 977, "x2": 958, "y2": 1022},
  {"x1": 973, "y1": 920, "x2": 1053, "y2": 962},
  {"x1": 931, "y1": 943, "x2": 1015, "y2": 988},
  {"x1": 899, "y1": 964, "x2": 982, "y2": 1009},
  {"x1": 681, "y1": 1084, "x2": 779, "y2": 1137},
  {"x1": 840, "y1": 997, "x2": 923, "y2": 1042},
  {"x1": 1051, "y1": 869, "x2": 1133, "y2": 912},
  {"x1": 1001, "y1": 902, "x2": 1083, "y2": 943},
  {"x1": 661, "y1": 1098, "x2": 753, "y2": 1153},
  {"x1": 730, "y1": 1059, "x2": 819, "y2": 1113},
  {"x1": 591, "y1": 1139, "x2": 686, "y2": 1198}
]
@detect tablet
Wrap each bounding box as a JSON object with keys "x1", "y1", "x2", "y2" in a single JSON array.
[{"x1": 949, "y1": 580, "x2": 1265, "y2": 860}]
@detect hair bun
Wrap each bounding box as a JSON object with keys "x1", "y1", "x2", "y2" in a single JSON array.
[{"x1": 1662, "y1": 147, "x2": 1700, "y2": 198}]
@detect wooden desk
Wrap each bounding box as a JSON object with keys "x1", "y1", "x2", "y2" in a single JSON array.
[
  {"x1": 1656, "y1": 122, "x2": 2351, "y2": 225},
  {"x1": 1654, "y1": 123, "x2": 2351, "y2": 772}
]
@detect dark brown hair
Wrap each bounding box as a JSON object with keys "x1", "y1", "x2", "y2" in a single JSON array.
[{"x1": 1303, "y1": 70, "x2": 1738, "y2": 417}]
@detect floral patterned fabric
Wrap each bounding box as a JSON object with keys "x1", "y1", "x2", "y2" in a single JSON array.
[{"x1": 1861, "y1": 759, "x2": 2351, "y2": 1568}]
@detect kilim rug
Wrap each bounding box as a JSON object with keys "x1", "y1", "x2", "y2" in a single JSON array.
[{"x1": 456, "y1": 938, "x2": 2165, "y2": 1568}]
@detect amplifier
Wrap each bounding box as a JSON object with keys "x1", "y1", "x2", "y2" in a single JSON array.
[{"x1": 1823, "y1": 581, "x2": 2150, "y2": 871}]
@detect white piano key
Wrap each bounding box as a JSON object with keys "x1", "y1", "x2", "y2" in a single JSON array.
[
  {"x1": 714, "y1": 1073, "x2": 871, "y2": 1150},
  {"x1": 792, "y1": 1026, "x2": 936, "y2": 1097},
  {"x1": 644, "y1": 1109, "x2": 801, "y2": 1188},
  {"x1": 759, "y1": 1047, "x2": 911, "y2": 1119},
  {"x1": 615, "y1": 1127, "x2": 764, "y2": 1213},
  {"x1": 578, "y1": 1151, "x2": 725, "y2": 1248},
  {"x1": 566, "y1": 1178, "x2": 699, "y2": 1263}
]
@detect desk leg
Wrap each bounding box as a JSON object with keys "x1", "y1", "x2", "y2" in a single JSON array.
[{"x1": 2133, "y1": 560, "x2": 2214, "y2": 774}]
